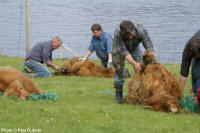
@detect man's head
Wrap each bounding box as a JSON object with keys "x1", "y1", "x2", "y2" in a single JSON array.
[
  {"x1": 120, "y1": 20, "x2": 136, "y2": 39},
  {"x1": 189, "y1": 39, "x2": 200, "y2": 58},
  {"x1": 91, "y1": 23, "x2": 102, "y2": 38},
  {"x1": 52, "y1": 37, "x2": 62, "y2": 50}
]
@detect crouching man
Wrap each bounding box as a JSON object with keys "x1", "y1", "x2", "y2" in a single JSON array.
[
  {"x1": 112, "y1": 20, "x2": 154, "y2": 104},
  {"x1": 24, "y1": 37, "x2": 62, "y2": 77}
]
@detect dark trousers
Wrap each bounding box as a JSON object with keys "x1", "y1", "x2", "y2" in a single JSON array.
[{"x1": 192, "y1": 58, "x2": 200, "y2": 96}]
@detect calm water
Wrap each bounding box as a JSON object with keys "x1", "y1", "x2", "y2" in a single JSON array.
[{"x1": 0, "y1": 0, "x2": 200, "y2": 63}]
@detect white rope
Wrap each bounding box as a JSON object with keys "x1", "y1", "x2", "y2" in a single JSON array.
[{"x1": 62, "y1": 44, "x2": 80, "y2": 57}]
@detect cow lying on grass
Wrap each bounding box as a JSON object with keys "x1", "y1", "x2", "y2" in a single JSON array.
[
  {"x1": 0, "y1": 67, "x2": 42, "y2": 99},
  {"x1": 55, "y1": 57, "x2": 130, "y2": 78},
  {"x1": 124, "y1": 51, "x2": 183, "y2": 113}
]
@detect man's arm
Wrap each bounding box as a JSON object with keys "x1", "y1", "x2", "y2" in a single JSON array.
[
  {"x1": 46, "y1": 61, "x2": 60, "y2": 71},
  {"x1": 125, "y1": 54, "x2": 141, "y2": 73},
  {"x1": 84, "y1": 50, "x2": 92, "y2": 60},
  {"x1": 180, "y1": 75, "x2": 187, "y2": 90},
  {"x1": 180, "y1": 40, "x2": 192, "y2": 78},
  {"x1": 107, "y1": 53, "x2": 112, "y2": 68},
  {"x1": 108, "y1": 53, "x2": 112, "y2": 61},
  {"x1": 137, "y1": 24, "x2": 153, "y2": 52},
  {"x1": 106, "y1": 34, "x2": 113, "y2": 61},
  {"x1": 80, "y1": 37, "x2": 94, "y2": 61},
  {"x1": 80, "y1": 50, "x2": 92, "y2": 61}
]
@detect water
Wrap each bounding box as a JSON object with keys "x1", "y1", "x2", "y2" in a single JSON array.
[{"x1": 0, "y1": 0, "x2": 200, "y2": 63}]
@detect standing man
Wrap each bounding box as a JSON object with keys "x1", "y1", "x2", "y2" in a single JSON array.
[
  {"x1": 112, "y1": 20, "x2": 154, "y2": 104},
  {"x1": 80, "y1": 23, "x2": 113, "y2": 68},
  {"x1": 24, "y1": 37, "x2": 62, "y2": 77},
  {"x1": 180, "y1": 30, "x2": 200, "y2": 101}
]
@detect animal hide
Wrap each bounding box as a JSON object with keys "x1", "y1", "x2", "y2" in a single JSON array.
[
  {"x1": 124, "y1": 51, "x2": 183, "y2": 113},
  {"x1": 0, "y1": 67, "x2": 42, "y2": 99}
]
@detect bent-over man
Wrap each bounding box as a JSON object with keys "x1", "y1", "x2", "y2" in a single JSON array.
[
  {"x1": 180, "y1": 30, "x2": 200, "y2": 102},
  {"x1": 112, "y1": 20, "x2": 154, "y2": 104}
]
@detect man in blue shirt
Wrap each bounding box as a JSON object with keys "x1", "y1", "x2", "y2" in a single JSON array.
[
  {"x1": 24, "y1": 37, "x2": 62, "y2": 78},
  {"x1": 80, "y1": 24, "x2": 113, "y2": 68}
]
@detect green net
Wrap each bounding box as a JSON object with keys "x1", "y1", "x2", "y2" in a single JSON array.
[
  {"x1": 178, "y1": 96, "x2": 200, "y2": 112},
  {"x1": 0, "y1": 92, "x2": 3, "y2": 96},
  {"x1": 29, "y1": 91, "x2": 59, "y2": 101},
  {"x1": 0, "y1": 91, "x2": 59, "y2": 101}
]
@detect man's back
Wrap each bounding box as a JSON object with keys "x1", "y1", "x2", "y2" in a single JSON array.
[{"x1": 26, "y1": 40, "x2": 53, "y2": 63}]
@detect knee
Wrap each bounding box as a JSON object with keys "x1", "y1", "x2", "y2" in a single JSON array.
[
  {"x1": 44, "y1": 71, "x2": 51, "y2": 77},
  {"x1": 114, "y1": 74, "x2": 124, "y2": 86},
  {"x1": 46, "y1": 72, "x2": 52, "y2": 77}
]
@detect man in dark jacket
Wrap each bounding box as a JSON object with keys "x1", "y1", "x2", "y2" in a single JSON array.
[
  {"x1": 112, "y1": 20, "x2": 154, "y2": 104},
  {"x1": 24, "y1": 37, "x2": 62, "y2": 77},
  {"x1": 180, "y1": 30, "x2": 200, "y2": 102}
]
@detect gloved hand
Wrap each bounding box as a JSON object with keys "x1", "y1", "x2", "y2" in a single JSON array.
[
  {"x1": 79, "y1": 57, "x2": 87, "y2": 61},
  {"x1": 107, "y1": 59, "x2": 113, "y2": 68}
]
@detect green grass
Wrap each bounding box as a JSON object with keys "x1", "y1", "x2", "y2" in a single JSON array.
[{"x1": 0, "y1": 55, "x2": 199, "y2": 133}]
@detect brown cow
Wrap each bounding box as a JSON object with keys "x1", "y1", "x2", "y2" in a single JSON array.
[
  {"x1": 55, "y1": 57, "x2": 115, "y2": 78},
  {"x1": 55, "y1": 57, "x2": 131, "y2": 78},
  {"x1": 0, "y1": 67, "x2": 42, "y2": 99},
  {"x1": 124, "y1": 51, "x2": 183, "y2": 113}
]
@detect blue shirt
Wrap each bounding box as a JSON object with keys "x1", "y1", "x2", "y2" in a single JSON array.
[
  {"x1": 88, "y1": 31, "x2": 113, "y2": 61},
  {"x1": 26, "y1": 40, "x2": 53, "y2": 63}
]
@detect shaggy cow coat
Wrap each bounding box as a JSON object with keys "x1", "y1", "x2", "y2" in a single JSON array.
[
  {"x1": 0, "y1": 67, "x2": 42, "y2": 99},
  {"x1": 54, "y1": 57, "x2": 115, "y2": 78},
  {"x1": 124, "y1": 51, "x2": 183, "y2": 113}
]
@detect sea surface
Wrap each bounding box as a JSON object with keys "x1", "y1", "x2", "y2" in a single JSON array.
[{"x1": 0, "y1": 0, "x2": 200, "y2": 63}]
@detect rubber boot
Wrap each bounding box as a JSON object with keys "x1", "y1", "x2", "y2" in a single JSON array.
[{"x1": 114, "y1": 84, "x2": 123, "y2": 104}]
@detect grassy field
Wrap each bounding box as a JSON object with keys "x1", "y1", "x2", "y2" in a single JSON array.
[{"x1": 0, "y1": 55, "x2": 199, "y2": 133}]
